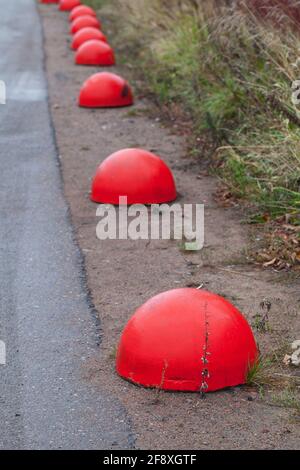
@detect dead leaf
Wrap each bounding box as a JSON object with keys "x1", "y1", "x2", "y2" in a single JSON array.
[{"x1": 263, "y1": 257, "x2": 277, "y2": 267}]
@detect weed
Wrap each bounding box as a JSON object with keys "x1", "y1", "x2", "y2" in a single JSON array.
[
  {"x1": 246, "y1": 344, "x2": 300, "y2": 412},
  {"x1": 246, "y1": 356, "x2": 274, "y2": 388},
  {"x1": 252, "y1": 300, "x2": 272, "y2": 333},
  {"x1": 152, "y1": 360, "x2": 168, "y2": 404}
]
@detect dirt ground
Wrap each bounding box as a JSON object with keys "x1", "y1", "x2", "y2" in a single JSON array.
[{"x1": 39, "y1": 4, "x2": 300, "y2": 450}]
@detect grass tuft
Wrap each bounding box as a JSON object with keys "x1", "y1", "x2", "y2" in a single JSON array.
[{"x1": 246, "y1": 348, "x2": 300, "y2": 412}]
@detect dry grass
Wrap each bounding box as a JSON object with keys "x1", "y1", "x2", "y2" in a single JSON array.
[{"x1": 102, "y1": 0, "x2": 300, "y2": 218}]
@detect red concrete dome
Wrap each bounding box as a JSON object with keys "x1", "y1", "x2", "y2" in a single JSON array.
[
  {"x1": 117, "y1": 288, "x2": 258, "y2": 392},
  {"x1": 78, "y1": 72, "x2": 133, "y2": 109},
  {"x1": 71, "y1": 27, "x2": 107, "y2": 50},
  {"x1": 70, "y1": 15, "x2": 101, "y2": 35},
  {"x1": 59, "y1": 0, "x2": 80, "y2": 11},
  {"x1": 75, "y1": 40, "x2": 115, "y2": 66},
  {"x1": 69, "y1": 5, "x2": 96, "y2": 22},
  {"x1": 90, "y1": 148, "x2": 176, "y2": 205}
]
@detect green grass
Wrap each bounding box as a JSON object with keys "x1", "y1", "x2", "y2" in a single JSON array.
[
  {"x1": 83, "y1": 0, "x2": 106, "y2": 10},
  {"x1": 246, "y1": 356, "x2": 274, "y2": 388},
  {"x1": 246, "y1": 352, "x2": 300, "y2": 412}
]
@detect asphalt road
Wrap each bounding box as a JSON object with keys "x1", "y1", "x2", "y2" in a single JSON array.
[{"x1": 0, "y1": 0, "x2": 133, "y2": 450}]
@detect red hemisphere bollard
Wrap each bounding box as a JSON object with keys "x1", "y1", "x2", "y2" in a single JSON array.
[
  {"x1": 72, "y1": 27, "x2": 107, "y2": 50},
  {"x1": 59, "y1": 0, "x2": 81, "y2": 11},
  {"x1": 90, "y1": 148, "x2": 177, "y2": 205},
  {"x1": 69, "y1": 5, "x2": 96, "y2": 22},
  {"x1": 78, "y1": 72, "x2": 133, "y2": 109},
  {"x1": 70, "y1": 15, "x2": 101, "y2": 35},
  {"x1": 116, "y1": 288, "x2": 259, "y2": 392},
  {"x1": 40, "y1": 0, "x2": 59, "y2": 4},
  {"x1": 75, "y1": 40, "x2": 115, "y2": 66}
]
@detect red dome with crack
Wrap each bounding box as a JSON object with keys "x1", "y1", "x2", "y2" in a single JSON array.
[
  {"x1": 70, "y1": 15, "x2": 101, "y2": 35},
  {"x1": 75, "y1": 40, "x2": 115, "y2": 66},
  {"x1": 91, "y1": 148, "x2": 176, "y2": 204},
  {"x1": 69, "y1": 5, "x2": 96, "y2": 22},
  {"x1": 59, "y1": 0, "x2": 80, "y2": 11},
  {"x1": 117, "y1": 288, "x2": 258, "y2": 392},
  {"x1": 78, "y1": 72, "x2": 133, "y2": 109},
  {"x1": 71, "y1": 27, "x2": 107, "y2": 50}
]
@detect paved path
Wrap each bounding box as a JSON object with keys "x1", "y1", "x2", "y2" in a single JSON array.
[{"x1": 0, "y1": 0, "x2": 133, "y2": 450}]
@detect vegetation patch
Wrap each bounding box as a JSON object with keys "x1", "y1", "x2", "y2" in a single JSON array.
[{"x1": 247, "y1": 346, "x2": 300, "y2": 413}]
